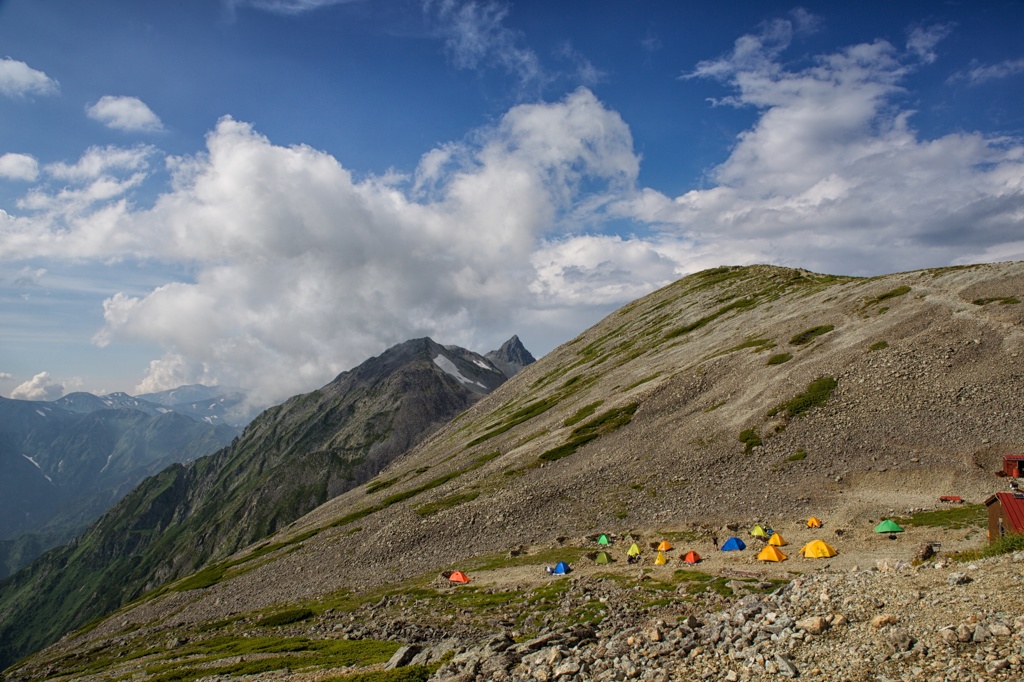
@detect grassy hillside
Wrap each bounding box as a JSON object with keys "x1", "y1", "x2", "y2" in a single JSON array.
[{"x1": 7, "y1": 262, "x2": 1024, "y2": 680}]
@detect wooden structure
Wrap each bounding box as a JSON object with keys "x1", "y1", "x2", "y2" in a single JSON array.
[
  {"x1": 985, "y1": 492, "x2": 1024, "y2": 544},
  {"x1": 1003, "y1": 454, "x2": 1024, "y2": 478}
]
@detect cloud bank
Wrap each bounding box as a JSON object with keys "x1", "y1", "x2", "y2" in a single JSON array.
[{"x1": 2, "y1": 18, "x2": 1023, "y2": 410}]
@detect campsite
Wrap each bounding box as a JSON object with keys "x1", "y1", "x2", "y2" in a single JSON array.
[{"x1": 438, "y1": 507, "x2": 986, "y2": 594}]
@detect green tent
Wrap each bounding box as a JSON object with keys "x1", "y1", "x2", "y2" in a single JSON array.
[
  {"x1": 874, "y1": 519, "x2": 904, "y2": 533},
  {"x1": 750, "y1": 525, "x2": 768, "y2": 538},
  {"x1": 597, "y1": 533, "x2": 611, "y2": 546},
  {"x1": 595, "y1": 550, "x2": 612, "y2": 565}
]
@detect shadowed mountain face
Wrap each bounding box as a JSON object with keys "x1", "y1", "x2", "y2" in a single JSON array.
[
  {"x1": 0, "y1": 336, "x2": 529, "y2": 669},
  {"x1": 0, "y1": 400, "x2": 238, "y2": 577}
]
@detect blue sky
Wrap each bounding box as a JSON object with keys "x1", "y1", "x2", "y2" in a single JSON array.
[{"x1": 1, "y1": 0, "x2": 1022, "y2": 410}]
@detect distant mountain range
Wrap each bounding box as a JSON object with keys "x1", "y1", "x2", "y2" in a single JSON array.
[
  {"x1": 0, "y1": 336, "x2": 533, "y2": 668},
  {"x1": 54, "y1": 383, "x2": 254, "y2": 427},
  {"x1": 0, "y1": 391, "x2": 242, "y2": 578}
]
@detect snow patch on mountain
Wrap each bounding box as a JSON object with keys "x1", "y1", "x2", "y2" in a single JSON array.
[
  {"x1": 21, "y1": 454, "x2": 53, "y2": 483},
  {"x1": 433, "y1": 355, "x2": 487, "y2": 389}
]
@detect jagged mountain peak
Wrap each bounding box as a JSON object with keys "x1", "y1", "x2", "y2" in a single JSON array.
[{"x1": 485, "y1": 334, "x2": 536, "y2": 378}]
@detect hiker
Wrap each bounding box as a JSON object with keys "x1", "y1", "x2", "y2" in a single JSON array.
[{"x1": 712, "y1": 535, "x2": 719, "y2": 550}]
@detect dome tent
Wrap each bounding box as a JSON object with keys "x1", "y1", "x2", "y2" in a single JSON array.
[{"x1": 721, "y1": 537, "x2": 746, "y2": 551}]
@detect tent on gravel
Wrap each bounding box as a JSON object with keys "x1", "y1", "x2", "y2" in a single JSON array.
[
  {"x1": 550, "y1": 561, "x2": 571, "y2": 575},
  {"x1": 757, "y1": 545, "x2": 787, "y2": 562},
  {"x1": 654, "y1": 551, "x2": 668, "y2": 565},
  {"x1": 597, "y1": 533, "x2": 611, "y2": 546},
  {"x1": 750, "y1": 525, "x2": 769, "y2": 538},
  {"x1": 768, "y1": 533, "x2": 788, "y2": 546},
  {"x1": 656, "y1": 540, "x2": 673, "y2": 552},
  {"x1": 874, "y1": 519, "x2": 904, "y2": 533},
  {"x1": 800, "y1": 540, "x2": 837, "y2": 558},
  {"x1": 594, "y1": 551, "x2": 612, "y2": 565},
  {"x1": 721, "y1": 537, "x2": 746, "y2": 551},
  {"x1": 807, "y1": 517, "x2": 823, "y2": 528},
  {"x1": 682, "y1": 550, "x2": 701, "y2": 564},
  {"x1": 447, "y1": 571, "x2": 471, "y2": 584}
]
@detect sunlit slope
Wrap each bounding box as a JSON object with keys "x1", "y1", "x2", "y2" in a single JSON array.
[{"x1": 39, "y1": 261, "x2": 1021, "y2": 663}]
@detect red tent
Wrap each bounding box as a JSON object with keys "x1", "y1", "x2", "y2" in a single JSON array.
[
  {"x1": 683, "y1": 550, "x2": 701, "y2": 564},
  {"x1": 448, "y1": 570, "x2": 471, "y2": 584}
]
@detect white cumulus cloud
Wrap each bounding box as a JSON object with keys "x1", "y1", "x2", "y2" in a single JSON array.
[
  {"x1": 632, "y1": 16, "x2": 1024, "y2": 276},
  {"x1": 0, "y1": 153, "x2": 39, "y2": 181},
  {"x1": 10, "y1": 371, "x2": 65, "y2": 401},
  {"x1": 0, "y1": 57, "x2": 59, "y2": 98},
  {"x1": 86, "y1": 96, "x2": 164, "y2": 133}
]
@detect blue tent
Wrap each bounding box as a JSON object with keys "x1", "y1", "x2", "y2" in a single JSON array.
[
  {"x1": 721, "y1": 537, "x2": 746, "y2": 551},
  {"x1": 552, "y1": 561, "x2": 571, "y2": 575}
]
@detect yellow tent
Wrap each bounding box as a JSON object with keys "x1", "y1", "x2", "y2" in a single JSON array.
[
  {"x1": 807, "y1": 517, "x2": 823, "y2": 528},
  {"x1": 801, "y1": 539, "x2": 837, "y2": 558},
  {"x1": 750, "y1": 525, "x2": 768, "y2": 538},
  {"x1": 656, "y1": 540, "x2": 673, "y2": 552},
  {"x1": 654, "y1": 551, "x2": 668, "y2": 565},
  {"x1": 627, "y1": 543, "x2": 641, "y2": 557},
  {"x1": 757, "y1": 545, "x2": 787, "y2": 562},
  {"x1": 768, "y1": 533, "x2": 787, "y2": 546}
]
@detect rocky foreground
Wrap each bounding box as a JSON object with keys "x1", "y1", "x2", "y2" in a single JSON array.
[
  {"x1": 421, "y1": 556, "x2": 1024, "y2": 682},
  {"x1": 156, "y1": 549, "x2": 1024, "y2": 682}
]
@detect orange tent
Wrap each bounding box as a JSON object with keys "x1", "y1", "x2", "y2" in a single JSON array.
[
  {"x1": 807, "y1": 517, "x2": 822, "y2": 528},
  {"x1": 768, "y1": 533, "x2": 788, "y2": 546},
  {"x1": 683, "y1": 550, "x2": 701, "y2": 564},
  {"x1": 657, "y1": 540, "x2": 673, "y2": 552},
  {"x1": 448, "y1": 571, "x2": 471, "y2": 584},
  {"x1": 757, "y1": 545, "x2": 787, "y2": 562}
]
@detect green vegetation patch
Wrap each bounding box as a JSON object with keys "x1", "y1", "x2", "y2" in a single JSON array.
[
  {"x1": 415, "y1": 490, "x2": 481, "y2": 516},
  {"x1": 789, "y1": 325, "x2": 834, "y2": 346},
  {"x1": 468, "y1": 396, "x2": 560, "y2": 446},
  {"x1": 730, "y1": 337, "x2": 774, "y2": 352},
  {"x1": 767, "y1": 377, "x2": 838, "y2": 419},
  {"x1": 143, "y1": 637, "x2": 400, "y2": 682},
  {"x1": 954, "y1": 533, "x2": 1024, "y2": 562},
  {"x1": 624, "y1": 373, "x2": 661, "y2": 391},
  {"x1": 787, "y1": 448, "x2": 807, "y2": 462},
  {"x1": 869, "y1": 341, "x2": 889, "y2": 351},
  {"x1": 875, "y1": 285, "x2": 911, "y2": 302},
  {"x1": 564, "y1": 400, "x2": 604, "y2": 427},
  {"x1": 738, "y1": 428, "x2": 762, "y2": 453},
  {"x1": 893, "y1": 503, "x2": 986, "y2": 530},
  {"x1": 973, "y1": 296, "x2": 1020, "y2": 306},
  {"x1": 366, "y1": 477, "x2": 400, "y2": 494},
  {"x1": 665, "y1": 297, "x2": 758, "y2": 340},
  {"x1": 766, "y1": 352, "x2": 792, "y2": 366},
  {"x1": 329, "y1": 452, "x2": 501, "y2": 529},
  {"x1": 325, "y1": 667, "x2": 437, "y2": 682},
  {"x1": 538, "y1": 403, "x2": 639, "y2": 463}
]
